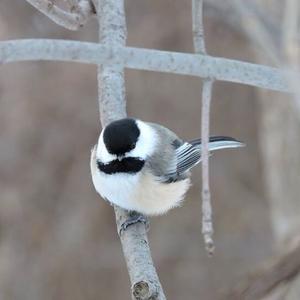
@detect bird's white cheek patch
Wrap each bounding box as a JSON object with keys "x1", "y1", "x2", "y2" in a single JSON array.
[
  {"x1": 126, "y1": 120, "x2": 157, "y2": 160},
  {"x1": 96, "y1": 131, "x2": 117, "y2": 163}
]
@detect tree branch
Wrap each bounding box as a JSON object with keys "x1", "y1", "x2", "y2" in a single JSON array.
[
  {"x1": 193, "y1": 0, "x2": 215, "y2": 255},
  {"x1": 0, "y1": 39, "x2": 293, "y2": 93},
  {"x1": 114, "y1": 210, "x2": 166, "y2": 300},
  {"x1": 25, "y1": 0, "x2": 94, "y2": 30},
  {"x1": 200, "y1": 79, "x2": 214, "y2": 255},
  {"x1": 95, "y1": 0, "x2": 166, "y2": 299},
  {"x1": 192, "y1": 0, "x2": 206, "y2": 54}
]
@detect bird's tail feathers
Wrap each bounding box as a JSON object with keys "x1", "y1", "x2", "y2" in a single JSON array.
[{"x1": 189, "y1": 136, "x2": 245, "y2": 152}]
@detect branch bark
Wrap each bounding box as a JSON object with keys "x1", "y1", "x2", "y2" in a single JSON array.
[
  {"x1": 0, "y1": 39, "x2": 293, "y2": 92},
  {"x1": 192, "y1": 0, "x2": 206, "y2": 54},
  {"x1": 200, "y1": 79, "x2": 214, "y2": 255},
  {"x1": 193, "y1": 0, "x2": 215, "y2": 255},
  {"x1": 95, "y1": 0, "x2": 166, "y2": 299},
  {"x1": 25, "y1": 0, "x2": 94, "y2": 30}
]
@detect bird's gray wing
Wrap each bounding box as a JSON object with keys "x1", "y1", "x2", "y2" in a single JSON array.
[
  {"x1": 146, "y1": 123, "x2": 186, "y2": 181},
  {"x1": 147, "y1": 122, "x2": 202, "y2": 182},
  {"x1": 164, "y1": 136, "x2": 244, "y2": 182},
  {"x1": 147, "y1": 122, "x2": 244, "y2": 183},
  {"x1": 163, "y1": 142, "x2": 201, "y2": 182}
]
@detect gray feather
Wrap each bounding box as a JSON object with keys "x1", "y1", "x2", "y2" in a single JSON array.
[{"x1": 146, "y1": 124, "x2": 244, "y2": 183}]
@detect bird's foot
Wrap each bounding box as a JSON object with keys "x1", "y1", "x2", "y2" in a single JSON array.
[{"x1": 119, "y1": 211, "x2": 149, "y2": 235}]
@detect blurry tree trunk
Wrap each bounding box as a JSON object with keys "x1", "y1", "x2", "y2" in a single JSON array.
[
  {"x1": 259, "y1": 3, "x2": 300, "y2": 298},
  {"x1": 258, "y1": 91, "x2": 300, "y2": 300},
  {"x1": 258, "y1": 5, "x2": 300, "y2": 294},
  {"x1": 258, "y1": 0, "x2": 300, "y2": 248},
  {"x1": 227, "y1": 0, "x2": 300, "y2": 297},
  {"x1": 223, "y1": 239, "x2": 300, "y2": 300},
  {"x1": 222, "y1": 91, "x2": 300, "y2": 300},
  {"x1": 213, "y1": 1, "x2": 300, "y2": 298},
  {"x1": 259, "y1": 92, "x2": 300, "y2": 244}
]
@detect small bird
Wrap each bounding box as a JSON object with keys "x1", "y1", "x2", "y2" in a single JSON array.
[{"x1": 90, "y1": 118, "x2": 244, "y2": 217}]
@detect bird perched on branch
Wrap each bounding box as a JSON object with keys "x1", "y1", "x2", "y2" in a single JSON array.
[{"x1": 90, "y1": 118, "x2": 243, "y2": 218}]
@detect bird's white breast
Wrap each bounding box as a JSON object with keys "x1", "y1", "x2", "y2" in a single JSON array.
[{"x1": 91, "y1": 168, "x2": 191, "y2": 215}]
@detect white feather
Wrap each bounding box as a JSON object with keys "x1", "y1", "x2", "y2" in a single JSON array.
[
  {"x1": 125, "y1": 120, "x2": 158, "y2": 159},
  {"x1": 91, "y1": 145, "x2": 190, "y2": 215},
  {"x1": 207, "y1": 140, "x2": 244, "y2": 151},
  {"x1": 96, "y1": 130, "x2": 117, "y2": 163}
]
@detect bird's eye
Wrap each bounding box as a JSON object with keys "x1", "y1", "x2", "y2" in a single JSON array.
[{"x1": 131, "y1": 142, "x2": 136, "y2": 148}]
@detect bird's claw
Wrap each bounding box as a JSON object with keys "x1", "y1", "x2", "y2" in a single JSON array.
[{"x1": 119, "y1": 212, "x2": 149, "y2": 235}]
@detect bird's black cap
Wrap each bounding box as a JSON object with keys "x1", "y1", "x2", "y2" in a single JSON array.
[{"x1": 103, "y1": 118, "x2": 140, "y2": 156}]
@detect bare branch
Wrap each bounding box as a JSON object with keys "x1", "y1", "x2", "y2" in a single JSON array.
[
  {"x1": 115, "y1": 209, "x2": 166, "y2": 300},
  {"x1": 192, "y1": 0, "x2": 206, "y2": 54},
  {"x1": 193, "y1": 0, "x2": 215, "y2": 255},
  {"x1": 200, "y1": 79, "x2": 214, "y2": 255},
  {"x1": 25, "y1": 0, "x2": 94, "y2": 30},
  {"x1": 96, "y1": 0, "x2": 166, "y2": 299},
  {"x1": 0, "y1": 39, "x2": 293, "y2": 93}
]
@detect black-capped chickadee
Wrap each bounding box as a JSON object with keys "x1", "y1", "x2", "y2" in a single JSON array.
[{"x1": 90, "y1": 118, "x2": 244, "y2": 216}]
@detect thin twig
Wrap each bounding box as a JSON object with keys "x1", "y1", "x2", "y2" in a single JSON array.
[
  {"x1": 0, "y1": 39, "x2": 292, "y2": 93},
  {"x1": 25, "y1": 0, "x2": 93, "y2": 30},
  {"x1": 200, "y1": 79, "x2": 214, "y2": 255},
  {"x1": 192, "y1": 0, "x2": 215, "y2": 255},
  {"x1": 96, "y1": 0, "x2": 166, "y2": 299},
  {"x1": 192, "y1": 0, "x2": 206, "y2": 54}
]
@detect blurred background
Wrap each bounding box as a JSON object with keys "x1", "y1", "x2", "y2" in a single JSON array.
[{"x1": 0, "y1": 0, "x2": 299, "y2": 299}]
